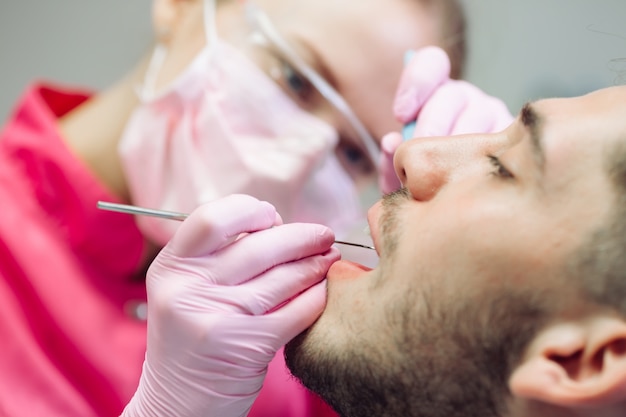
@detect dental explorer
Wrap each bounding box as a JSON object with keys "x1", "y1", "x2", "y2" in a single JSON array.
[{"x1": 97, "y1": 201, "x2": 375, "y2": 251}]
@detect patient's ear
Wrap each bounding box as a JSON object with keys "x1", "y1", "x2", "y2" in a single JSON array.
[{"x1": 509, "y1": 316, "x2": 626, "y2": 407}]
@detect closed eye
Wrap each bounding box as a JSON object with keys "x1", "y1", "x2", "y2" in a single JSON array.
[{"x1": 488, "y1": 155, "x2": 514, "y2": 179}]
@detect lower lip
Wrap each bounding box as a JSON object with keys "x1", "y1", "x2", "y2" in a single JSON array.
[{"x1": 328, "y1": 259, "x2": 372, "y2": 280}]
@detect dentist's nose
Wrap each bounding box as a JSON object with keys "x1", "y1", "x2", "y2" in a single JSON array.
[{"x1": 393, "y1": 134, "x2": 501, "y2": 201}]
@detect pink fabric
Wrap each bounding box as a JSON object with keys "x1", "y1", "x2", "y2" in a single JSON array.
[
  {"x1": 0, "y1": 83, "x2": 337, "y2": 417},
  {"x1": 251, "y1": 347, "x2": 337, "y2": 417}
]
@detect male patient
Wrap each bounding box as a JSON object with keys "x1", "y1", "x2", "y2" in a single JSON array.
[
  {"x1": 122, "y1": 85, "x2": 626, "y2": 417},
  {"x1": 284, "y1": 85, "x2": 626, "y2": 417}
]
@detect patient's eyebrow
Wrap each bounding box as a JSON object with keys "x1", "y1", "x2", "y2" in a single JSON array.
[{"x1": 520, "y1": 102, "x2": 545, "y2": 172}]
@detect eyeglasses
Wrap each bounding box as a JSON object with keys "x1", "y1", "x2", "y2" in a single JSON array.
[{"x1": 244, "y1": 4, "x2": 381, "y2": 172}]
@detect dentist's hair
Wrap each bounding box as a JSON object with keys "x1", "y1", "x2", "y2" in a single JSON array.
[{"x1": 418, "y1": 0, "x2": 467, "y2": 79}]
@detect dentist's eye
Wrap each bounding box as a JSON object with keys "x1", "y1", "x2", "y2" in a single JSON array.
[
  {"x1": 488, "y1": 155, "x2": 513, "y2": 179},
  {"x1": 279, "y1": 61, "x2": 315, "y2": 103},
  {"x1": 336, "y1": 136, "x2": 375, "y2": 183}
]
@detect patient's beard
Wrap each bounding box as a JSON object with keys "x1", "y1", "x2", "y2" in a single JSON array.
[
  {"x1": 284, "y1": 191, "x2": 551, "y2": 417},
  {"x1": 285, "y1": 287, "x2": 552, "y2": 417}
]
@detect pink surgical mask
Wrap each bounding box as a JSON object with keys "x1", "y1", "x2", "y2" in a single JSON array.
[{"x1": 118, "y1": 0, "x2": 366, "y2": 246}]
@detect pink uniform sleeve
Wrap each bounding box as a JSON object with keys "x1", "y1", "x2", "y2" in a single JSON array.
[
  {"x1": 0, "y1": 83, "x2": 338, "y2": 417},
  {"x1": 249, "y1": 348, "x2": 338, "y2": 417}
]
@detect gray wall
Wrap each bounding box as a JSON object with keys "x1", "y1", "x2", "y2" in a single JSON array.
[
  {"x1": 0, "y1": 0, "x2": 152, "y2": 123},
  {"x1": 1, "y1": 0, "x2": 625, "y2": 122},
  {"x1": 461, "y1": 0, "x2": 626, "y2": 113}
]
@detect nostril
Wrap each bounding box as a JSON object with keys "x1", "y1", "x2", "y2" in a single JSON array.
[{"x1": 409, "y1": 170, "x2": 445, "y2": 202}]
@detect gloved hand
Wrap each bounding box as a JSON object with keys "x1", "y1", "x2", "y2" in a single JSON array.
[
  {"x1": 379, "y1": 46, "x2": 514, "y2": 194},
  {"x1": 121, "y1": 194, "x2": 340, "y2": 417}
]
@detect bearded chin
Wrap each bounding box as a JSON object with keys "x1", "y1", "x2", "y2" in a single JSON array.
[
  {"x1": 286, "y1": 327, "x2": 433, "y2": 417},
  {"x1": 283, "y1": 296, "x2": 521, "y2": 417},
  {"x1": 284, "y1": 328, "x2": 377, "y2": 417},
  {"x1": 285, "y1": 318, "x2": 433, "y2": 417}
]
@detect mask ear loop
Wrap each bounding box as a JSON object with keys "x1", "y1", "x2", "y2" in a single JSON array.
[
  {"x1": 246, "y1": 5, "x2": 381, "y2": 171},
  {"x1": 139, "y1": 44, "x2": 168, "y2": 101},
  {"x1": 203, "y1": 0, "x2": 218, "y2": 50}
]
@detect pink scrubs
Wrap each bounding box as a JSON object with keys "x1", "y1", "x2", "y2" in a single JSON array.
[{"x1": 0, "y1": 83, "x2": 336, "y2": 417}]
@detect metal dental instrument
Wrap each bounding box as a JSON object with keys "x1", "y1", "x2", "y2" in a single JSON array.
[
  {"x1": 98, "y1": 201, "x2": 189, "y2": 221},
  {"x1": 97, "y1": 201, "x2": 375, "y2": 251}
]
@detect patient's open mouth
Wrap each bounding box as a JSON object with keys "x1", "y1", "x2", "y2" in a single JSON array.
[{"x1": 326, "y1": 203, "x2": 381, "y2": 279}]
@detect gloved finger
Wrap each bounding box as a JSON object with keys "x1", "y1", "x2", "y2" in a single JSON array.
[
  {"x1": 167, "y1": 194, "x2": 278, "y2": 257},
  {"x1": 449, "y1": 99, "x2": 514, "y2": 136},
  {"x1": 449, "y1": 82, "x2": 514, "y2": 135},
  {"x1": 393, "y1": 46, "x2": 451, "y2": 124},
  {"x1": 236, "y1": 247, "x2": 340, "y2": 315},
  {"x1": 484, "y1": 95, "x2": 515, "y2": 132},
  {"x1": 201, "y1": 222, "x2": 335, "y2": 286},
  {"x1": 256, "y1": 280, "x2": 328, "y2": 347},
  {"x1": 379, "y1": 132, "x2": 403, "y2": 194},
  {"x1": 411, "y1": 79, "x2": 470, "y2": 138}
]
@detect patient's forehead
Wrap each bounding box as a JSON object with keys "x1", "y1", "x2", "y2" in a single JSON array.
[
  {"x1": 540, "y1": 86, "x2": 626, "y2": 130},
  {"x1": 532, "y1": 86, "x2": 626, "y2": 168}
]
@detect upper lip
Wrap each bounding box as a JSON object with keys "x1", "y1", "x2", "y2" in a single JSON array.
[{"x1": 366, "y1": 201, "x2": 382, "y2": 256}]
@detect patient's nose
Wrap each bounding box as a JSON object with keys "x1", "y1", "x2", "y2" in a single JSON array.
[{"x1": 393, "y1": 133, "x2": 502, "y2": 201}]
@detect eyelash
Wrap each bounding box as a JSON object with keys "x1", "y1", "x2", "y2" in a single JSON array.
[{"x1": 488, "y1": 155, "x2": 513, "y2": 179}]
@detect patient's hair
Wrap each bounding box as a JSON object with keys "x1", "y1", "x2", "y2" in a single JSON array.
[
  {"x1": 418, "y1": 0, "x2": 467, "y2": 79},
  {"x1": 569, "y1": 139, "x2": 626, "y2": 314}
]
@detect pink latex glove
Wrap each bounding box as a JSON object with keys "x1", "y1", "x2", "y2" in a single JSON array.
[
  {"x1": 379, "y1": 46, "x2": 514, "y2": 194},
  {"x1": 121, "y1": 194, "x2": 340, "y2": 417}
]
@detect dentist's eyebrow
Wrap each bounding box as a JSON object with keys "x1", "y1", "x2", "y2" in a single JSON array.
[
  {"x1": 291, "y1": 35, "x2": 338, "y2": 89},
  {"x1": 520, "y1": 102, "x2": 545, "y2": 172}
]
